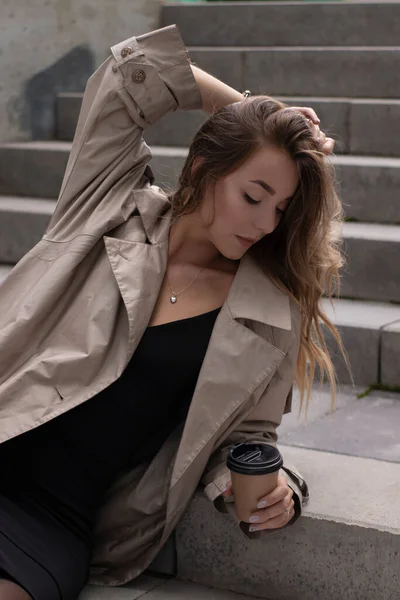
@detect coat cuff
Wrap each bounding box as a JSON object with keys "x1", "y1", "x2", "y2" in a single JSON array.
[
  {"x1": 203, "y1": 463, "x2": 309, "y2": 540},
  {"x1": 110, "y1": 24, "x2": 202, "y2": 128}
]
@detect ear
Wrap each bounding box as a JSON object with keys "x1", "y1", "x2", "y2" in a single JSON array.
[{"x1": 191, "y1": 156, "x2": 204, "y2": 177}]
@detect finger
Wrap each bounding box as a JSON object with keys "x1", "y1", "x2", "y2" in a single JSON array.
[
  {"x1": 222, "y1": 483, "x2": 233, "y2": 498},
  {"x1": 257, "y1": 481, "x2": 290, "y2": 508},
  {"x1": 290, "y1": 106, "x2": 320, "y2": 124},
  {"x1": 311, "y1": 127, "x2": 336, "y2": 156},
  {"x1": 250, "y1": 500, "x2": 295, "y2": 531},
  {"x1": 250, "y1": 496, "x2": 293, "y2": 524},
  {"x1": 254, "y1": 510, "x2": 294, "y2": 531},
  {"x1": 322, "y1": 137, "x2": 335, "y2": 155}
]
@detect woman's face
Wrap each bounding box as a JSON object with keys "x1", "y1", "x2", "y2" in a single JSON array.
[{"x1": 199, "y1": 145, "x2": 299, "y2": 260}]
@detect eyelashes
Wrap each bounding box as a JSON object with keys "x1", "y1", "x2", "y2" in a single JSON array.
[
  {"x1": 243, "y1": 193, "x2": 286, "y2": 216},
  {"x1": 244, "y1": 193, "x2": 260, "y2": 205}
]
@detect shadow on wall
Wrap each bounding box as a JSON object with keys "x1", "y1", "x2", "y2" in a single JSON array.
[{"x1": 22, "y1": 45, "x2": 94, "y2": 140}]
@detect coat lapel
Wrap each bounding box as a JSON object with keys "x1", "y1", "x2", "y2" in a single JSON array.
[
  {"x1": 103, "y1": 187, "x2": 172, "y2": 356},
  {"x1": 168, "y1": 253, "x2": 292, "y2": 494}
]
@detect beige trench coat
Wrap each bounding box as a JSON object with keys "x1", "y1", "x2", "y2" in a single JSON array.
[{"x1": 0, "y1": 25, "x2": 309, "y2": 586}]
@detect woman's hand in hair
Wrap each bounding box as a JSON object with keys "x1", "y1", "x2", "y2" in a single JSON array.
[{"x1": 283, "y1": 106, "x2": 335, "y2": 156}]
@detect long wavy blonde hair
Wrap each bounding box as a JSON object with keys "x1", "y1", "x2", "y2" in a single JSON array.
[{"x1": 167, "y1": 96, "x2": 353, "y2": 415}]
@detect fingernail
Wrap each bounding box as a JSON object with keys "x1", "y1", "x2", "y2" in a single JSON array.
[
  {"x1": 249, "y1": 525, "x2": 259, "y2": 532},
  {"x1": 249, "y1": 515, "x2": 260, "y2": 523},
  {"x1": 257, "y1": 500, "x2": 268, "y2": 509}
]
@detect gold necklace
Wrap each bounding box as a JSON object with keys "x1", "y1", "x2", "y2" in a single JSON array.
[{"x1": 166, "y1": 257, "x2": 217, "y2": 304}]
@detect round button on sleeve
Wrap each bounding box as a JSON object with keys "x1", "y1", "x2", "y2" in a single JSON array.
[
  {"x1": 132, "y1": 69, "x2": 146, "y2": 84},
  {"x1": 120, "y1": 47, "x2": 133, "y2": 58}
]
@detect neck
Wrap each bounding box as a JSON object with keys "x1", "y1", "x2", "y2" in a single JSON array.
[{"x1": 168, "y1": 212, "x2": 221, "y2": 268}]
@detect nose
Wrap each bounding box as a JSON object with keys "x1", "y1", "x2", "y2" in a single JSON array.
[{"x1": 254, "y1": 211, "x2": 279, "y2": 237}]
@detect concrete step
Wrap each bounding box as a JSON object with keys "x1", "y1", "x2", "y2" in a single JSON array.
[
  {"x1": 331, "y1": 155, "x2": 400, "y2": 224},
  {"x1": 320, "y1": 297, "x2": 400, "y2": 388},
  {"x1": 176, "y1": 443, "x2": 400, "y2": 600},
  {"x1": 0, "y1": 141, "x2": 71, "y2": 199},
  {"x1": 187, "y1": 46, "x2": 400, "y2": 99},
  {"x1": 2, "y1": 142, "x2": 400, "y2": 225},
  {"x1": 0, "y1": 142, "x2": 186, "y2": 199},
  {"x1": 162, "y1": 2, "x2": 400, "y2": 47},
  {"x1": 340, "y1": 222, "x2": 400, "y2": 303},
  {"x1": 81, "y1": 576, "x2": 263, "y2": 600},
  {"x1": 56, "y1": 93, "x2": 400, "y2": 158},
  {"x1": 0, "y1": 196, "x2": 55, "y2": 264},
  {"x1": 279, "y1": 384, "x2": 400, "y2": 463}
]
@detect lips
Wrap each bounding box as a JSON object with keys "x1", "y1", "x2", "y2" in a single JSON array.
[
  {"x1": 236, "y1": 235, "x2": 257, "y2": 248},
  {"x1": 237, "y1": 235, "x2": 258, "y2": 244}
]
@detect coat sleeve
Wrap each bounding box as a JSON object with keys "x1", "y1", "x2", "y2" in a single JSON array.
[
  {"x1": 200, "y1": 337, "x2": 309, "y2": 540},
  {"x1": 45, "y1": 24, "x2": 202, "y2": 239}
]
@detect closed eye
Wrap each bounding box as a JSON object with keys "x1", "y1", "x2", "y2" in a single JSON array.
[
  {"x1": 244, "y1": 193, "x2": 260, "y2": 205},
  {"x1": 245, "y1": 193, "x2": 286, "y2": 216}
]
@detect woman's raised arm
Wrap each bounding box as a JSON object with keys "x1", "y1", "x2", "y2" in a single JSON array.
[
  {"x1": 45, "y1": 25, "x2": 205, "y2": 240},
  {"x1": 190, "y1": 64, "x2": 244, "y2": 113}
]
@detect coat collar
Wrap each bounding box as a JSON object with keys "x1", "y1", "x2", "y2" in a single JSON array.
[{"x1": 133, "y1": 184, "x2": 292, "y2": 332}]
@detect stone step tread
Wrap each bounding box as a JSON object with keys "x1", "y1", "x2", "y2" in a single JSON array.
[
  {"x1": 342, "y1": 221, "x2": 400, "y2": 241},
  {"x1": 5, "y1": 141, "x2": 400, "y2": 168},
  {"x1": 0, "y1": 195, "x2": 56, "y2": 214},
  {"x1": 0, "y1": 141, "x2": 71, "y2": 151},
  {"x1": 189, "y1": 45, "x2": 400, "y2": 51},
  {"x1": 332, "y1": 154, "x2": 400, "y2": 167},
  {"x1": 81, "y1": 577, "x2": 262, "y2": 600},
  {"x1": 281, "y1": 384, "x2": 400, "y2": 466},
  {"x1": 0, "y1": 141, "x2": 188, "y2": 157},
  {"x1": 320, "y1": 297, "x2": 400, "y2": 329},
  {"x1": 281, "y1": 444, "x2": 400, "y2": 533},
  {"x1": 57, "y1": 91, "x2": 400, "y2": 105}
]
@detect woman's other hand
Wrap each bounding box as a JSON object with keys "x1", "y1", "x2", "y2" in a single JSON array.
[
  {"x1": 283, "y1": 106, "x2": 335, "y2": 156},
  {"x1": 223, "y1": 470, "x2": 295, "y2": 531}
]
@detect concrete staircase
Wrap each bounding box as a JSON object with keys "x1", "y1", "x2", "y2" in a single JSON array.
[{"x1": 1, "y1": 4, "x2": 400, "y2": 600}]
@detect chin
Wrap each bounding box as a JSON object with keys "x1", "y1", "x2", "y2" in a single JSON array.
[
  {"x1": 219, "y1": 247, "x2": 246, "y2": 261},
  {"x1": 213, "y1": 237, "x2": 246, "y2": 261}
]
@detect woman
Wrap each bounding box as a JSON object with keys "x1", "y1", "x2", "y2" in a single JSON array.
[{"x1": 0, "y1": 23, "x2": 347, "y2": 600}]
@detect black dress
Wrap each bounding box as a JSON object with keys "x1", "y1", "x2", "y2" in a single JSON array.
[{"x1": 0, "y1": 307, "x2": 221, "y2": 600}]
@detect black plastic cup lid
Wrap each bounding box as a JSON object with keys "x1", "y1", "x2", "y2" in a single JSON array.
[{"x1": 227, "y1": 442, "x2": 283, "y2": 475}]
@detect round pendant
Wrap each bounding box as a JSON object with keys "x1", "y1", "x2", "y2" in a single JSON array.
[{"x1": 170, "y1": 295, "x2": 177, "y2": 304}]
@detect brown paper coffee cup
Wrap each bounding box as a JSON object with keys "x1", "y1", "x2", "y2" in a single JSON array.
[{"x1": 227, "y1": 442, "x2": 283, "y2": 523}]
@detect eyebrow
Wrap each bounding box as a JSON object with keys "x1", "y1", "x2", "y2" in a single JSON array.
[
  {"x1": 250, "y1": 179, "x2": 293, "y2": 203},
  {"x1": 250, "y1": 179, "x2": 276, "y2": 196}
]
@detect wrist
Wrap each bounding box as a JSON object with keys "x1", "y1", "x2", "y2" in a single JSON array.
[{"x1": 191, "y1": 64, "x2": 244, "y2": 113}]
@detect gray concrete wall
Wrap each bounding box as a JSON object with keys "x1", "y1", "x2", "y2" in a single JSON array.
[{"x1": 0, "y1": 0, "x2": 161, "y2": 142}]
